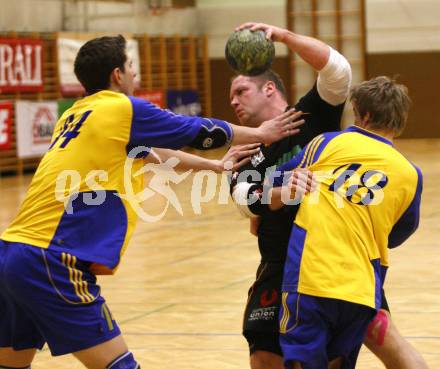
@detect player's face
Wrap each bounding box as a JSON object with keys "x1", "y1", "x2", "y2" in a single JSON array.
[
  {"x1": 119, "y1": 56, "x2": 136, "y2": 95},
  {"x1": 230, "y1": 75, "x2": 268, "y2": 127}
]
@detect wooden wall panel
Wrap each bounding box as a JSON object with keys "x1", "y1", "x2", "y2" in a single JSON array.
[{"x1": 367, "y1": 52, "x2": 440, "y2": 138}]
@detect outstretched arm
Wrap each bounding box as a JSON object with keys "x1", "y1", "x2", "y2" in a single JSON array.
[
  {"x1": 228, "y1": 108, "x2": 304, "y2": 145},
  {"x1": 128, "y1": 97, "x2": 305, "y2": 153},
  {"x1": 149, "y1": 143, "x2": 260, "y2": 173}
]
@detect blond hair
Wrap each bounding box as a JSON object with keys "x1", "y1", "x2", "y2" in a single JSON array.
[{"x1": 350, "y1": 76, "x2": 411, "y2": 136}]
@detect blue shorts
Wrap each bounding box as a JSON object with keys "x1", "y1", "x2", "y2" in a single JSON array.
[
  {"x1": 279, "y1": 292, "x2": 375, "y2": 369},
  {"x1": 0, "y1": 240, "x2": 120, "y2": 356}
]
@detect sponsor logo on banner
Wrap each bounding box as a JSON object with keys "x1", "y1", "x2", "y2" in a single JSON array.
[
  {"x1": 0, "y1": 101, "x2": 13, "y2": 150},
  {"x1": 15, "y1": 101, "x2": 57, "y2": 158},
  {"x1": 135, "y1": 90, "x2": 164, "y2": 108},
  {"x1": 0, "y1": 38, "x2": 43, "y2": 93},
  {"x1": 32, "y1": 106, "x2": 56, "y2": 144},
  {"x1": 57, "y1": 37, "x2": 141, "y2": 96},
  {"x1": 167, "y1": 90, "x2": 201, "y2": 116}
]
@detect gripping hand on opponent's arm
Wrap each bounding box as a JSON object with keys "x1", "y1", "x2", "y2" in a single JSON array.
[
  {"x1": 219, "y1": 143, "x2": 261, "y2": 172},
  {"x1": 269, "y1": 169, "x2": 316, "y2": 211}
]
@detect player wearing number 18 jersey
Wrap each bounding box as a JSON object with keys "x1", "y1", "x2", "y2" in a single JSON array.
[{"x1": 271, "y1": 76, "x2": 422, "y2": 369}]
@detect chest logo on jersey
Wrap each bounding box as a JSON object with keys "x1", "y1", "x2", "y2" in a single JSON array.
[
  {"x1": 251, "y1": 150, "x2": 265, "y2": 167},
  {"x1": 275, "y1": 145, "x2": 302, "y2": 167}
]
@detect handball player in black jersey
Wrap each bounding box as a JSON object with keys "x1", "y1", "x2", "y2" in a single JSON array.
[{"x1": 229, "y1": 22, "x2": 428, "y2": 369}]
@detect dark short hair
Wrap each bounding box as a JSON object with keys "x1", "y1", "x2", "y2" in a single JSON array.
[
  {"x1": 74, "y1": 35, "x2": 127, "y2": 93},
  {"x1": 231, "y1": 69, "x2": 287, "y2": 101},
  {"x1": 253, "y1": 69, "x2": 287, "y2": 100},
  {"x1": 350, "y1": 76, "x2": 411, "y2": 136}
]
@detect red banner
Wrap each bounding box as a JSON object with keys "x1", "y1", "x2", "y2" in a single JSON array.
[
  {"x1": 0, "y1": 39, "x2": 44, "y2": 93},
  {"x1": 135, "y1": 90, "x2": 165, "y2": 108},
  {"x1": 0, "y1": 101, "x2": 13, "y2": 150}
]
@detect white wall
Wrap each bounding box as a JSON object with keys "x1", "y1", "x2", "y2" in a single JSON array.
[
  {"x1": 0, "y1": 0, "x2": 63, "y2": 32},
  {"x1": 366, "y1": 0, "x2": 440, "y2": 53},
  {"x1": 197, "y1": 2, "x2": 287, "y2": 58},
  {"x1": 1, "y1": 0, "x2": 440, "y2": 54}
]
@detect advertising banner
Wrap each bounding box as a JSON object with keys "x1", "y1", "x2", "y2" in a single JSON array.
[
  {"x1": 0, "y1": 38, "x2": 44, "y2": 93},
  {"x1": 135, "y1": 90, "x2": 165, "y2": 108},
  {"x1": 58, "y1": 99, "x2": 76, "y2": 117},
  {"x1": 0, "y1": 101, "x2": 13, "y2": 150},
  {"x1": 57, "y1": 37, "x2": 141, "y2": 96},
  {"x1": 15, "y1": 101, "x2": 57, "y2": 158},
  {"x1": 166, "y1": 90, "x2": 201, "y2": 116}
]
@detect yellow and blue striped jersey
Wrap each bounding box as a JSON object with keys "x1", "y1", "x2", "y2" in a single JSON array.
[
  {"x1": 274, "y1": 125, "x2": 422, "y2": 309},
  {"x1": 1, "y1": 90, "x2": 231, "y2": 274}
]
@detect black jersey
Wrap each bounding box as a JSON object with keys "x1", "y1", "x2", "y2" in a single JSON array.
[{"x1": 230, "y1": 84, "x2": 345, "y2": 262}]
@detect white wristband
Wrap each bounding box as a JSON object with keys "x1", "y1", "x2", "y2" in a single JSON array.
[{"x1": 232, "y1": 182, "x2": 259, "y2": 218}]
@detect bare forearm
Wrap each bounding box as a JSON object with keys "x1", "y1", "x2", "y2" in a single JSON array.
[
  {"x1": 281, "y1": 31, "x2": 330, "y2": 71},
  {"x1": 152, "y1": 148, "x2": 222, "y2": 172},
  {"x1": 230, "y1": 124, "x2": 263, "y2": 145},
  {"x1": 268, "y1": 187, "x2": 285, "y2": 211}
]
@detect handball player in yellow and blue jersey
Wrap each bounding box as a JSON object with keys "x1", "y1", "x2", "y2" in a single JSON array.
[
  {"x1": 0, "y1": 35, "x2": 303, "y2": 369},
  {"x1": 269, "y1": 76, "x2": 422, "y2": 369}
]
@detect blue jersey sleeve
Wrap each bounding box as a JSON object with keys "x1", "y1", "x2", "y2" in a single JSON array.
[
  {"x1": 271, "y1": 149, "x2": 307, "y2": 188},
  {"x1": 272, "y1": 133, "x2": 329, "y2": 187},
  {"x1": 127, "y1": 97, "x2": 232, "y2": 151},
  {"x1": 388, "y1": 165, "x2": 423, "y2": 248}
]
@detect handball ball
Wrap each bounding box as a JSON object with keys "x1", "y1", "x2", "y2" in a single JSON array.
[{"x1": 225, "y1": 29, "x2": 275, "y2": 76}]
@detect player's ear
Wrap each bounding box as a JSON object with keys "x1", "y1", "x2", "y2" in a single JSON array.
[
  {"x1": 361, "y1": 112, "x2": 371, "y2": 125},
  {"x1": 111, "y1": 67, "x2": 123, "y2": 86},
  {"x1": 264, "y1": 81, "x2": 276, "y2": 97}
]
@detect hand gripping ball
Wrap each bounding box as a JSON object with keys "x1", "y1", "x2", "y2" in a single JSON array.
[{"x1": 225, "y1": 29, "x2": 275, "y2": 76}]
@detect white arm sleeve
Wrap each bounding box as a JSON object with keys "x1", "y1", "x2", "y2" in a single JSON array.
[{"x1": 317, "y1": 46, "x2": 352, "y2": 106}]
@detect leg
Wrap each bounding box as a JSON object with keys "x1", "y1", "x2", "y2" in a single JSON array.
[
  {"x1": 244, "y1": 263, "x2": 285, "y2": 369},
  {"x1": 250, "y1": 350, "x2": 284, "y2": 369},
  {"x1": 364, "y1": 309, "x2": 429, "y2": 369},
  {"x1": 279, "y1": 293, "x2": 329, "y2": 369},
  {"x1": 73, "y1": 335, "x2": 132, "y2": 369},
  {"x1": 328, "y1": 357, "x2": 342, "y2": 369},
  {"x1": 0, "y1": 347, "x2": 36, "y2": 368},
  {"x1": 0, "y1": 245, "x2": 44, "y2": 369}
]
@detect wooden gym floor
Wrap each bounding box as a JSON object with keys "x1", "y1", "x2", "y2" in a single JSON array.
[{"x1": 0, "y1": 139, "x2": 439, "y2": 369}]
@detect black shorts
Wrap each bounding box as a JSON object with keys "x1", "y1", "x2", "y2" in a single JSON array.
[
  {"x1": 242, "y1": 261, "x2": 390, "y2": 356},
  {"x1": 242, "y1": 262, "x2": 284, "y2": 356},
  {"x1": 381, "y1": 288, "x2": 390, "y2": 312}
]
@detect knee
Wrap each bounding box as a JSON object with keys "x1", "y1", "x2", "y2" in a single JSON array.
[
  {"x1": 106, "y1": 352, "x2": 140, "y2": 369},
  {"x1": 250, "y1": 351, "x2": 284, "y2": 369},
  {"x1": 366, "y1": 310, "x2": 390, "y2": 347}
]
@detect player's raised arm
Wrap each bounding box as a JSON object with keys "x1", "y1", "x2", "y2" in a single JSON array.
[{"x1": 238, "y1": 22, "x2": 351, "y2": 107}]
